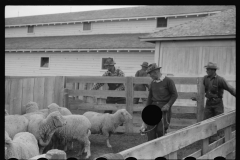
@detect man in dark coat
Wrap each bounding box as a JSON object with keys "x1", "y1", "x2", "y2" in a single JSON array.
[
  {"x1": 141, "y1": 63, "x2": 178, "y2": 141},
  {"x1": 134, "y1": 62, "x2": 149, "y2": 104},
  {"x1": 91, "y1": 58, "x2": 126, "y2": 113},
  {"x1": 203, "y1": 62, "x2": 235, "y2": 143}
]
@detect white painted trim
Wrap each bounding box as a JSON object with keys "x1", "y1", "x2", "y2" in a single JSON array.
[
  {"x1": 5, "y1": 11, "x2": 221, "y2": 28},
  {"x1": 139, "y1": 35, "x2": 236, "y2": 41},
  {"x1": 39, "y1": 56, "x2": 51, "y2": 70},
  {"x1": 5, "y1": 49, "x2": 155, "y2": 53}
]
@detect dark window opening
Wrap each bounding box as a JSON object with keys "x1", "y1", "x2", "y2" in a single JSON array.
[
  {"x1": 28, "y1": 26, "x2": 34, "y2": 33},
  {"x1": 83, "y1": 22, "x2": 91, "y2": 31},
  {"x1": 157, "y1": 18, "x2": 167, "y2": 28},
  {"x1": 41, "y1": 57, "x2": 49, "y2": 68}
]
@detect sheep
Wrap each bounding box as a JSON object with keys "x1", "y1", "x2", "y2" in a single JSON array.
[
  {"x1": 25, "y1": 101, "x2": 39, "y2": 114},
  {"x1": 47, "y1": 103, "x2": 72, "y2": 115},
  {"x1": 5, "y1": 131, "x2": 39, "y2": 159},
  {"x1": 44, "y1": 114, "x2": 91, "y2": 159},
  {"x1": 83, "y1": 109, "x2": 132, "y2": 148},
  {"x1": 26, "y1": 111, "x2": 67, "y2": 154},
  {"x1": 5, "y1": 114, "x2": 29, "y2": 139}
]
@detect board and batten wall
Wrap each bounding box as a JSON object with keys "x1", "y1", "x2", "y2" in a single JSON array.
[
  {"x1": 5, "y1": 51, "x2": 154, "y2": 77},
  {"x1": 5, "y1": 16, "x2": 207, "y2": 38},
  {"x1": 155, "y1": 39, "x2": 236, "y2": 110}
]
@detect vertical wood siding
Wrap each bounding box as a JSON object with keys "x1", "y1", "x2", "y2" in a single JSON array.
[
  {"x1": 5, "y1": 16, "x2": 208, "y2": 38},
  {"x1": 5, "y1": 52, "x2": 154, "y2": 77}
]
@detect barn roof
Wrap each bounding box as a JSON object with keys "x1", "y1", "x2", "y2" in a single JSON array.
[
  {"x1": 140, "y1": 7, "x2": 236, "y2": 41},
  {"x1": 5, "y1": 34, "x2": 155, "y2": 50},
  {"x1": 5, "y1": 6, "x2": 234, "y2": 26}
]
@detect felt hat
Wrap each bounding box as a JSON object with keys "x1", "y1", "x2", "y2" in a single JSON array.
[
  {"x1": 104, "y1": 58, "x2": 116, "y2": 66},
  {"x1": 141, "y1": 62, "x2": 148, "y2": 67},
  {"x1": 146, "y1": 63, "x2": 161, "y2": 74},
  {"x1": 204, "y1": 62, "x2": 219, "y2": 70}
]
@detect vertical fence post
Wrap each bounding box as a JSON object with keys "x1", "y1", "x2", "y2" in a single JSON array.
[
  {"x1": 126, "y1": 77, "x2": 134, "y2": 133},
  {"x1": 63, "y1": 76, "x2": 69, "y2": 109},
  {"x1": 197, "y1": 77, "x2": 205, "y2": 122}
]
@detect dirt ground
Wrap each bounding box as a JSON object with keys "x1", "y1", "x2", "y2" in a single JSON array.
[{"x1": 65, "y1": 133, "x2": 203, "y2": 160}]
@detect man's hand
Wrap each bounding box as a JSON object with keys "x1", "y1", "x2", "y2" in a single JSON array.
[
  {"x1": 140, "y1": 122, "x2": 147, "y2": 132},
  {"x1": 161, "y1": 103, "x2": 170, "y2": 112}
]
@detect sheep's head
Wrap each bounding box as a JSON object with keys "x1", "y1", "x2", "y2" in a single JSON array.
[
  {"x1": 118, "y1": 109, "x2": 132, "y2": 124},
  {"x1": 49, "y1": 111, "x2": 67, "y2": 128},
  {"x1": 25, "y1": 101, "x2": 39, "y2": 113},
  {"x1": 47, "y1": 103, "x2": 61, "y2": 114}
]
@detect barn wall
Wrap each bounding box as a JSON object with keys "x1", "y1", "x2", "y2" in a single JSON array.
[
  {"x1": 5, "y1": 51, "x2": 154, "y2": 77},
  {"x1": 157, "y1": 39, "x2": 236, "y2": 109},
  {"x1": 5, "y1": 16, "x2": 208, "y2": 38}
]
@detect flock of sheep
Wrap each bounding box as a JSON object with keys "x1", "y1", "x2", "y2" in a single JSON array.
[{"x1": 5, "y1": 102, "x2": 133, "y2": 159}]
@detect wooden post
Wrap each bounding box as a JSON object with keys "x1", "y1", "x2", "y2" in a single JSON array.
[
  {"x1": 197, "y1": 77, "x2": 205, "y2": 122},
  {"x1": 63, "y1": 76, "x2": 69, "y2": 109},
  {"x1": 54, "y1": 76, "x2": 65, "y2": 107},
  {"x1": 126, "y1": 77, "x2": 134, "y2": 133}
]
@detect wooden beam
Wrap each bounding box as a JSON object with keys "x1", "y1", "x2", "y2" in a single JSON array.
[
  {"x1": 210, "y1": 110, "x2": 235, "y2": 130},
  {"x1": 119, "y1": 118, "x2": 217, "y2": 159},
  {"x1": 133, "y1": 77, "x2": 198, "y2": 84},
  {"x1": 66, "y1": 76, "x2": 126, "y2": 83},
  {"x1": 134, "y1": 91, "x2": 198, "y2": 99},
  {"x1": 126, "y1": 77, "x2": 134, "y2": 133},
  {"x1": 196, "y1": 77, "x2": 205, "y2": 122},
  {"x1": 197, "y1": 137, "x2": 235, "y2": 159},
  {"x1": 182, "y1": 149, "x2": 201, "y2": 159},
  {"x1": 65, "y1": 89, "x2": 126, "y2": 97}
]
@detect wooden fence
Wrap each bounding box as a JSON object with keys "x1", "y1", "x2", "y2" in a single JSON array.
[
  {"x1": 63, "y1": 76, "x2": 205, "y2": 133},
  {"x1": 116, "y1": 110, "x2": 235, "y2": 159},
  {"x1": 5, "y1": 76, "x2": 65, "y2": 115}
]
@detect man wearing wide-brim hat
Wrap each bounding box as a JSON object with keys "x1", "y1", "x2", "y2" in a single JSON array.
[
  {"x1": 91, "y1": 58, "x2": 126, "y2": 113},
  {"x1": 140, "y1": 63, "x2": 178, "y2": 141},
  {"x1": 202, "y1": 62, "x2": 235, "y2": 143},
  {"x1": 133, "y1": 62, "x2": 149, "y2": 104}
]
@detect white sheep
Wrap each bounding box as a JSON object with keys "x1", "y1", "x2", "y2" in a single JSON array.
[
  {"x1": 5, "y1": 114, "x2": 29, "y2": 139},
  {"x1": 45, "y1": 114, "x2": 91, "y2": 159},
  {"x1": 47, "y1": 103, "x2": 72, "y2": 115},
  {"x1": 83, "y1": 109, "x2": 132, "y2": 148},
  {"x1": 5, "y1": 131, "x2": 39, "y2": 159},
  {"x1": 25, "y1": 111, "x2": 67, "y2": 154},
  {"x1": 25, "y1": 101, "x2": 39, "y2": 114}
]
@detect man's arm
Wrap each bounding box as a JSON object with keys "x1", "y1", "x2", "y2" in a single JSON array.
[
  {"x1": 91, "y1": 72, "x2": 108, "y2": 90},
  {"x1": 146, "y1": 82, "x2": 153, "y2": 106},
  {"x1": 115, "y1": 69, "x2": 125, "y2": 91},
  {"x1": 220, "y1": 77, "x2": 236, "y2": 97}
]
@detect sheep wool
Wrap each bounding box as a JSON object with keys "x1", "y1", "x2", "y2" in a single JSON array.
[
  {"x1": 27, "y1": 111, "x2": 67, "y2": 154},
  {"x1": 48, "y1": 103, "x2": 72, "y2": 115},
  {"x1": 25, "y1": 101, "x2": 39, "y2": 114},
  {"x1": 46, "y1": 115, "x2": 91, "y2": 159},
  {"x1": 83, "y1": 109, "x2": 132, "y2": 148},
  {"x1": 5, "y1": 115, "x2": 29, "y2": 139},
  {"x1": 5, "y1": 131, "x2": 39, "y2": 159}
]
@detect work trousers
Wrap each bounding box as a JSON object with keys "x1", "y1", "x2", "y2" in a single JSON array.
[
  {"x1": 146, "y1": 102, "x2": 171, "y2": 141},
  {"x1": 204, "y1": 99, "x2": 224, "y2": 143}
]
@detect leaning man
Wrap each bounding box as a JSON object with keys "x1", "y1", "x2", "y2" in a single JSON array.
[
  {"x1": 91, "y1": 58, "x2": 126, "y2": 113},
  {"x1": 203, "y1": 62, "x2": 236, "y2": 142},
  {"x1": 142, "y1": 63, "x2": 178, "y2": 141}
]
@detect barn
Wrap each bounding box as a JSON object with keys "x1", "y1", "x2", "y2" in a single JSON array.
[
  {"x1": 139, "y1": 7, "x2": 236, "y2": 110},
  {"x1": 5, "y1": 6, "x2": 234, "y2": 77}
]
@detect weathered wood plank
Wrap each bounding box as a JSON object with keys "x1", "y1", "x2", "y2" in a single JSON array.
[
  {"x1": 201, "y1": 138, "x2": 210, "y2": 155},
  {"x1": 66, "y1": 76, "x2": 126, "y2": 83},
  {"x1": 65, "y1": 89, "x2": 126, "y2": 97},
  {"x1": 44, "y1": 77, "x2": 55, "y2": 109},
  {"x1": 133, "y1": 77, "x2": 198, "y2": 84},
  {"x1": 197, "y1": 137, "x2": 235, "y2": 159},
  {"x1": 182, "y1": 149, "x2": 201, "y2": 159},
  {"x1": 5, "y1": 79, "x2": 11, "y2": 106},
  {"x1": 69, "y1": 103, "x2": 126, "y2": 111},
  {"x1": 54, "y1": 76, "x2": 65, "y2": 107},
  {"x1": 33, "y1": 77, "x2": 45, "y2": 110},
  {"x1": 126, "y1": 77, "x2": 134, "y2": 133},
  {"x1": 224, "y1": 126, "x2": 232, "y2": 142},
  {"x1": 208, "y1": 137, "x2": 224, "y2": 151},
  {"x1": 197, "y1": 77, "x2": 205, "y2": 122},
  {"x1": 166, "y1": 151, "x2": 177, "y2": 159},
  {"x1": 119, "y1": 118, "x2": 217, "y2": 159},
  {"x1": 134, "y1": 91, "x2": 198, "y2": 99},
  {"x1": 170, "y1": 118, "x2": 197, "y2": 127},
  {"x1": 226, "y1": 150, "x2": 235, "y2": 160},
  {"x1": 171, "y1": 106, "x2": 197, "y2": 114},
  {"x1": 9, "y1": 79, "x2": 23, "y2": 115},
  {"x1": 21, "y1": 78, "x2": 35, "y2": 114},
  {"x1": 211, "y1": 110, "x2": 235, "y2": 130}
]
